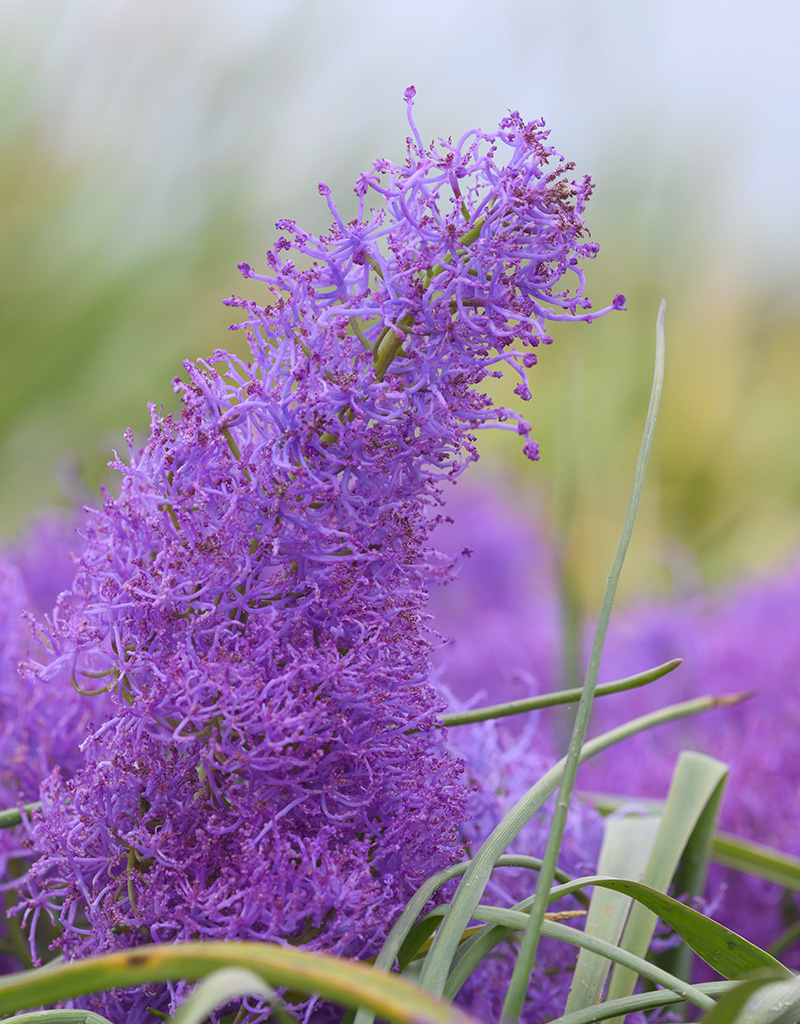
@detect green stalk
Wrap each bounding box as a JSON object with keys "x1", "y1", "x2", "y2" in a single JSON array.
[
  {"x1": 500, "y1": 301, "x2": 667, "y2": 1023},
  {"x1": 409, "y1": 691, "x2": 738, "y2": 1008},
  {"x1": 440, "y1": 658, "x2": 680, "y2": 727},
  {"x1": 0, "y1": 802, "x2": 41, "y2": 830},
  {"x1": 547, "y1": 981, "x2": 735, "y2": 1024}
]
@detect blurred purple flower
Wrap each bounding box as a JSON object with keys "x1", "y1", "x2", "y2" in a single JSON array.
[
  {"x1": 430, "y1": 480, "x2": 560, "y2": 709},
  {"x1": 16, "y1": 93, "x2": 619, "y2": 1021},
  {"x1": 429, "y1": 479, "x2": 800, "y2": 969},
  {"x1": 0, "y1": 512, "x2": 104, "y2": 971},
  {"x1": 587, "y1": 567, "x2": 800, "y2": 967}
]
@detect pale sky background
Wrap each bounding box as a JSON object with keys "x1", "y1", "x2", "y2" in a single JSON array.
[{"x1": 2, "y1": 0, "x2": 797, "y2": 284}]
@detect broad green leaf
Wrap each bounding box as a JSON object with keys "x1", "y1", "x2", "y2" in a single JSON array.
[
  {"x1": 550, "y1": 876, "x2": 793, "y2": 981},
  {"x1": 702, "y1": 975, "x2": 800, "y2": 1024},
  {"x1": 565, "y1": 814, "x2": 661, "y2": 1014},
  {"x1": 606, "y1": 751, "x2": 729, "y2": 1012},
  {"x1": 0, "y1": 941, "x2": 477, "y2": 1024}
]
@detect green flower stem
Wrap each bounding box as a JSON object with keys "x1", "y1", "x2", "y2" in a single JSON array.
[
  {"x1": 0, "y1": 801, "x2": 41, "y2": 830},
  {"x1": 547, "y1": 981, "x2": 735, "y2": 1024},
  {"x1": 425, "y1": 906, "x2": 717, "y2": 1013},
  {"x1": 499, "y1": 301, "x2": 667, "y2": 1024},
  {"x1": 440, "y1": 658, "x2": 681, "y2": 727}
]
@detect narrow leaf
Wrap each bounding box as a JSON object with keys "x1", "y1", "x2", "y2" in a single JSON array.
[
  {"x1": 547, "y1": 876, "x2": 793, "y2": 981},
  {"x1": 440, "y1": 659, "x2": 681, "y2": 727},
  {"x1": 0, "y1": 941, "x2": 477, "y2": 1024},
  {"x1": 607, "y1": 751, "x2": 729, "y2": 1009},
  {"x1": 500, "y1": 299, "x2": 667, "y2": 1023},
  {"x1": 169, "y1": 966, "x2": 295, "y2": 1024},
  {"x1": 565, "y1": 814, "x2": 661, "y2": 1014}
]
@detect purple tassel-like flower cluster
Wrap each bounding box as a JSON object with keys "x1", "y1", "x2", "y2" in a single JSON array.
[{"x1": 6, "y1": 94, "x2": 620, "y2": 1020}]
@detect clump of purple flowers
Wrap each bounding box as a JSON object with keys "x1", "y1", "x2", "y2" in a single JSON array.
[
  {"x1": 428, "y1": 480, "x2": 800, "y2": 969},
  {"x1": 0, "y1": 512, "x2": 101, "y2": 972},
  {"x1": 588, "y1": 567, "x2": 800, "y2": 967},
  {"x1": 15, "y1": 92, "x2": 621, "y2": 1019}
]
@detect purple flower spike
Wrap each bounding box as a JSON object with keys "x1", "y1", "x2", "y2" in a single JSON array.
[{"x1": 15, "y1": 94, "x2": 620, "y2": 1021}]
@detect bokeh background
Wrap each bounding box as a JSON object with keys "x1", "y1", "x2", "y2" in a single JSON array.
[{"x1": 2, "y1": 0, "x2": 799, "y2": 610}]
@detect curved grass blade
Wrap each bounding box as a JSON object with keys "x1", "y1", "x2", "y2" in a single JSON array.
[
  {"x1": 440, "y1": 659, "x2": 681, "y2": 727},
  {"x1": 0, "y1": 941, "x2": 477, "y2": 1024},
  {"x1": 500, "y1": 299, "x2": 668, "y2": 1023},
  {"x1": 421, "y1": 905, "x2": 716, "y2": 1012},
  {"x1": 565, "y1": 813, "x2": 661, "y2": 1014},
  {"x1": 701, "y1": 975, "x2": 800, "y2": 1024},
  {"x1": 392, "y1": 855, "x2": 583, "y2": 973},
  {"x1": 544, "y1": 876, "x2": 793, "y2": 981},
  {"x1": 606, "y1": 751, "x2": 729, "y2": 1015},
  {"x1": 402, "y1": 692, "x2": 742, "y2": 1006},
  {"x1": 440, "y1": 831, "x2": 653, "y2": 1004},
  {"x1": 0, "y1": 1012, "x2": 113, "y2": 1024},
  {"x1": 168, "y1": 966, "x2": 296, "y2": 1024},
  {"x1": 551, "y1": 980, "x2": 736, "y2": 1024}
]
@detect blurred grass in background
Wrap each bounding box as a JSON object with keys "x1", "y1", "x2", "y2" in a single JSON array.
[{"x1": 1, "y1": 0, "x2": 798, "y2": 610}]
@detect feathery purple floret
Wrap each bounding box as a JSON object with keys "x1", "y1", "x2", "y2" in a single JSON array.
[
  {"x1": 0, "y1": 513, "x2": 101, "y2": 972},
  {"x1": 15, "y1": 93, "x2": 621, "y2": 1019}
]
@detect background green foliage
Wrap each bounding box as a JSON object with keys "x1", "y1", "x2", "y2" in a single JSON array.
[{"x1": 2, "y1": 0, "x2": 799, "y2": 608}]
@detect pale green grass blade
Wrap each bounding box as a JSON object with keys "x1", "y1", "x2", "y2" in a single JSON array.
[
  {"x1": 414, "y1": 691, "x2": 742, "y2": 1001},
  {"x1": 586, "y1": 797, "x2": 800, "y2": 891},
  {"x1": 426, "y1": 906, "x2": 716, "y2": 1012},
  {"x1": 659, "y1": 751, "x2": 730, "y2": 991},
  {"x1": 0, "y1": 1012, "x2": 113, "y2": 1024},
  {"x1": 440, "y1": 659, "x2": 681, "y2": 727},
  {"x1": 0, "y1": 941, "x2": 477, "y2": 1024},
  {"x1": 564, "y1": 814, "x2": 661, "y2": 1014},
  {"x1": 500, "y1": 300, "x2": 668, "y2": 1023},
  {"x1": 168, "y1": 966, "x2": 296, "y2": 1024},
  {"x1": 701, "y1": 976, "x2": 800, "y2": 1024},
  {"x1": 606, "y1": 751, "x2": 729, "y2": 1010},
  {"x1": 713, "y1": 835, "x2": 800, "y2": 891}
]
